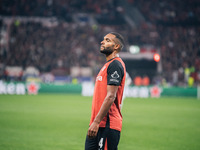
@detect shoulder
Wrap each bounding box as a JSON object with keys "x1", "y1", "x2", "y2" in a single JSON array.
[
  {"x1": 108, "y1": 59, "x2": 124, "y2": 70},
  {"x1": 107, "y1": 59, "x2": 124, "y2": 76},
  {"x1": 107, "y1": 59, "x2": 125, "y2": 85}
]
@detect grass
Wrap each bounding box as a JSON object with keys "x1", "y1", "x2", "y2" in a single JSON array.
[{"x1": 0, "y1": 94, "x2": 200, "y2": 150}]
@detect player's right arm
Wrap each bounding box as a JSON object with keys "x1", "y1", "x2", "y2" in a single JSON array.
[{"x1": 87, "y1": 85, "x2": 118, "y2": 138}]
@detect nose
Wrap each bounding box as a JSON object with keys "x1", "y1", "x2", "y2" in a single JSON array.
[{"x1": 101, "y1": 40, "x2": 104, "y2": 45}]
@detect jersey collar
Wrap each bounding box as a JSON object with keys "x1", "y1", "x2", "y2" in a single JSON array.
[{"x1": 107, "y1": 57, "x2": 119, "y2": 62}]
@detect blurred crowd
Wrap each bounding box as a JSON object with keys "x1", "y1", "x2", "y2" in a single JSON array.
[
  {"x1": 128, "y1": 0, "x2": 200, "y2": 86},
  {"x1": 0, "y1": 20, "x2": 128, "y2": 79},
  {"x1": 0, "y1": 0, "x2": 125, "y2": 24},
  {"x1": 129, "y1": 0, "x2": 200, "y2": 26},
  {"x1": 0, "y1": 0, "x2": 200, "y2": 86}
]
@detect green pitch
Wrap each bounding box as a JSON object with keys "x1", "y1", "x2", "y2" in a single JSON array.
[{"x1": 0, "y1": 94, "x2": 200, "y2": 150}]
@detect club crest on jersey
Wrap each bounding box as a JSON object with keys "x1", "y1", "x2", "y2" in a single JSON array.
[
  {"x1": 111, "y1": 71, "x2": 119, "y2": 78},
  {"x1": 96, "y1": 76, "x2": 102, "y2": 81}
]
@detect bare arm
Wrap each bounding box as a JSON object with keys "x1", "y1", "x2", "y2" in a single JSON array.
[{"x1": 87, "y1": 85, "x2": 119, "y2": 138}]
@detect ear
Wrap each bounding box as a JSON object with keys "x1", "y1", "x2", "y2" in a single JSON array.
[{"x1": 114, "y1": 44, "x2": 120, "y2": 51}]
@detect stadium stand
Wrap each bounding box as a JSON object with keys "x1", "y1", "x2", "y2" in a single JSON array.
[{"x1": 0, "y1": 0, "x2": 200, "y2": 86}]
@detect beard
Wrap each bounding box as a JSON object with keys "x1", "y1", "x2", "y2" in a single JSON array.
[{"x1": 100, "y1": 46, "x2": 114, "y2": 55}]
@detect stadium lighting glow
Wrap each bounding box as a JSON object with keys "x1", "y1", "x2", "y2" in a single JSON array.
[
  {"x1": 129, "y1": 45, "x2": 140, "y2": 54},
  {"x1": 154, "y1": 53, "x2": 160, "y2": 62}
]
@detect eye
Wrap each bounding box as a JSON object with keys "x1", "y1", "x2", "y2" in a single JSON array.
[{"x1": 106, "y1": 39, "x2": 110, "y2": 42}]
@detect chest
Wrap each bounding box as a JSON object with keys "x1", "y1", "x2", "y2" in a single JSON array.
[{"x1": 96, "y1": 65, "x2": 108, "y2": 83}]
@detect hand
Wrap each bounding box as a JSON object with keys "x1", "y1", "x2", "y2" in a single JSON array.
[{"x1": 87, "y1": 121, "x2": 99, "y2": 138}]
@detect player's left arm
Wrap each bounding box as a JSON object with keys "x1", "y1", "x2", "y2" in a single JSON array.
[{"x1": 87, "y1": 60, "x2": 124, "y2": 138}]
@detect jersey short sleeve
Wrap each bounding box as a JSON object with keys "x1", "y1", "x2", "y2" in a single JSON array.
[{"x1": 107, "y1": 60, "x2": 124, "y2": 86}]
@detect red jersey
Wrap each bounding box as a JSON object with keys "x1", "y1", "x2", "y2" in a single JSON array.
[{"x1": 89, "y1": 57, "x2": 126, "y2": 131}]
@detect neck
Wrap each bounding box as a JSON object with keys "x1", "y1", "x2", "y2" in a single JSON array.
[{"x1": 106, "y1": 51, "x2": 119, "y2": 61}]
